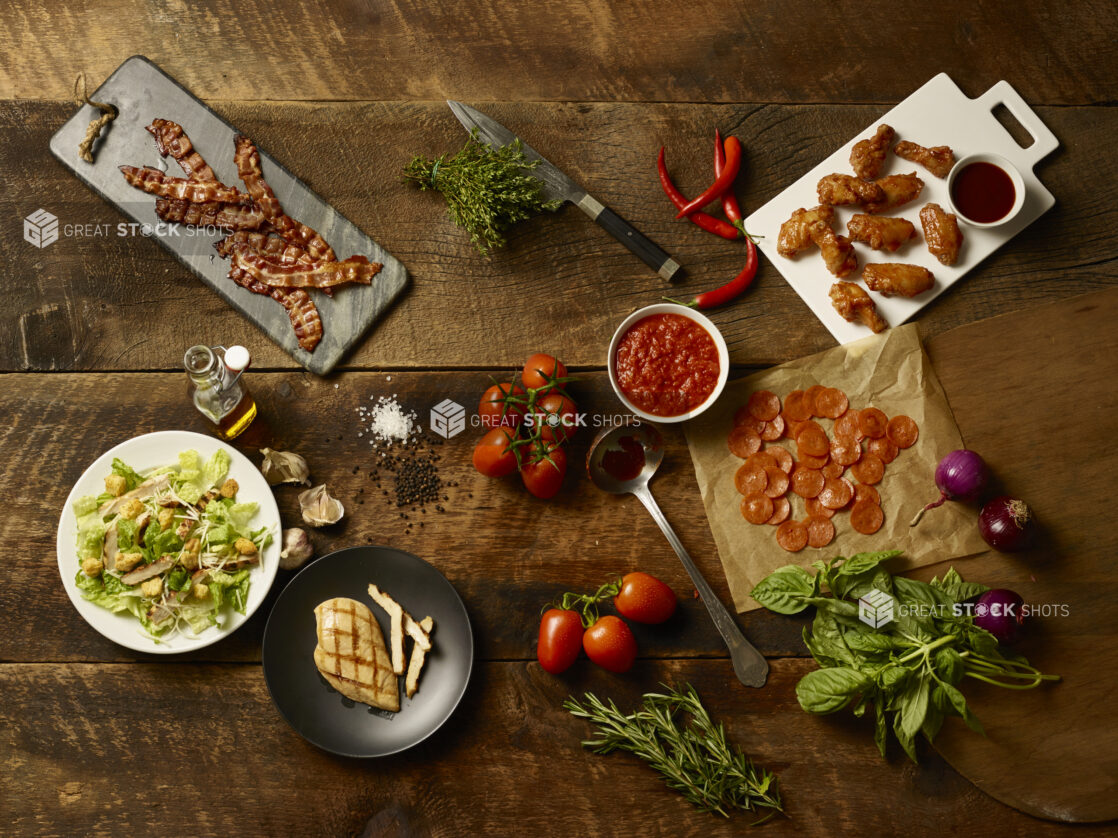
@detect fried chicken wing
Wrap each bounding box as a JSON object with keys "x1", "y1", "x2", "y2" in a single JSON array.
[
  {"x1": 777, "y1": 205, "x2": 835, "y2": 258},
  {"x1": 919, "y1": 203, "x2": 964, "y2": 266},
  {"x1": 894, "y1": 140, "x2": 955, "y2": 178},
  {"x1": 809, "y1": 221, "x2": 858, "y2": 278},
  {"x1": 830, "y1": 282, "x2": 888, "y2": 333},
  {"x1": 862, "y1": 263, "x2": 935, "y2": 298},
  {"x1": 817, "y1": 174, "x2": 885, "y2": 206},
  {"x1": 865, "y1": 172, "x2": 924, "y2": 214},
  {"x1": 846, "y1": 214, "x2": 917, "y2": 252},
  {"x1": 850, "y1": 124, "x2": 895, "y2": 180}
]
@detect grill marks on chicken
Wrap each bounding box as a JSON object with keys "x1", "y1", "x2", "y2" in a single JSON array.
[{"x1": 314, "y1": 598, "x2": 400, "y2": 712}]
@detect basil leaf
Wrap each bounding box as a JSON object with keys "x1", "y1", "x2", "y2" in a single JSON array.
[
  {"x1": 750, "y1": 565, "x2": 815, "y2": 614},
  {"x1": 931, "y1": 567, "x2": 989, "y2": 603},
  {"x1": 893, "y1": 711, "x2": 919, "y2": 763},
  {"x1": 843, "y1": 568, "x2": 895, "y2": 602},
  {"x1": 844, "y1": 630, "x2": 897, "y2": 655},
  {"x1": 922, "y1": 705, "x2": 944, "y2": 742},
  {"x1": 804, "y1": 614, "x2": 856, "y2": 668},
  {"x1": 898, "y1": 674, "x2": 930, "y2": 743},
  {"x1": 837, "y1": 550, "x2": 902, "y2": 578},
  {"x1": 874, "y1": 702, "x2": 888, "y2": 758},
  {"x1": 795, "y1": 667, "x2": 870, "y2": 715},
  {"x1": 938, "y1": 682, "x2": 985, "y2": 735},
  {"x1": 934, "y1": 648, "x2": 965, "y2": 685}
]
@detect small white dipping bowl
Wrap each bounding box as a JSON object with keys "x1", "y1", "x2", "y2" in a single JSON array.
[
  {"x1": 607, "y1": 303, "x2": 730, "y2": 424},
  {"x1": 946, "y1": 152, "x2": 1026, "y2": 229}
]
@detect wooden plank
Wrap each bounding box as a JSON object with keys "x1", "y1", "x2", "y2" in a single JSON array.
[
  {"x1": 3, "y1": 660, "x2": 1108, "y2": 837},
  {"x1": 1, "y1": 1, "x2": 1115, "y2": 104},
  {"x1": 4, "y1": 101, "x2": 1116, "y2": 372},
  {"x1": 3, "y1": 369, "x2": 811, "y2": 662}
]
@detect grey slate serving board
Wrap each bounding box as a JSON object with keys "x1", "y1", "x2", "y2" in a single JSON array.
[{"x1": 49, "y1": 55, "x2": 408, "y2": 375}]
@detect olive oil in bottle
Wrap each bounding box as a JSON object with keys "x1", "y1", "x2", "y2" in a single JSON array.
[{"x1": 184, "y1": 344, "x2": 257, "y2": 440}]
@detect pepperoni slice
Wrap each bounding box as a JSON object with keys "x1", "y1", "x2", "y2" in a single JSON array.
[
  {"x1": 797, "y1": 452, "x2": 830, "y2": 469},
  {"x1": 806, "y1": 515, "x2": 836, "y2": 548},
  {"x1": 782, "y1": 418, "x2": 804, "y2": 440},
  {"x1": 796, "y1": 422, "x2": 830, "y2": 458},
  {"x1": 760, "y1": 414, "x2": 785, "y2": 441},
  {"x1": 814, "y1": 387, "x2": 849, "y2": 419},
  {"x1": 830, "y1": 435, "x2": 862, "y2": 466},
  {"x1": 765, "y1": 496, "x2": 791, "y2": 526},
  {"x1": 821, "y1": 460, "x2": 845, "y2": 480},
  {"x1": 728, "y1": 426, "x2": 763, "y2": 458},
  {"x1": 851, "y1": 500, "x2": 885, "y2": 534},
  {"x1": 803, "y1": 385, "x2": 827, "y2": 417},
  {"x1": 784, "y1": 390, "x2": 812, "y2": 422},
  {"x1": 791, "y1": 467, "x2": 825, "y2": 498},
  {"x1": 775, "y1": 519, "x2": 809, "y2": 552},
  {"x1": 767, "y1": 445, "x2": 794, "y2": 473},
  {"x1": 858, "y1": 407, "x2": 888, "y2": 439},
  {"x1": 887, "y1": 415, "x2": 920, "y2": 449},
  {"x1": 733, "y1": 405, "x2": 767, "y2": 432},
  {"x1": 746, "y1": 450, "x2": 778, "y2": 471},
  {"x1": 763, "y1": 466, "x2": 790, "y2": 498},
  {"x1": 734, "y1": 463, "x2": 768, "y2": 495},
  {"x1": 819, "y1": 477, "x2": 853, "y2": 509},
  {"x1": 851, "y1": 453, "x2": 885, "y2": 485},
  {"x1": 854, "y1": 482, "x2": 881, "y2": 506},
  {"x1": 748, "y1": 390, "x2": 781, "y2": 422},
  {"x1": 741, "y1": 493, "x2": 774, "y2": 525},
  {"x1": 834, "y1": 411, "x2": 864, "y2": 441},
  {"x1": 868, "y1": 436, "x2": 899, "y2": 464},
  {"x1": 806, "y1": 497, "x2": 836, "y2": 519}
]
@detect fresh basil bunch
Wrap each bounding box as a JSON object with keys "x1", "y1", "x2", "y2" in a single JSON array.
[{"x1": 751, "y1": 552, "x2": 1059, "y2": 762}]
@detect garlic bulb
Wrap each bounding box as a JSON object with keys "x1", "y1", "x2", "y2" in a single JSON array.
[
  {"x1": 298, "y1": 484, "x2": 344, "y2": 527},
  {"x1": 279, "y1": 528, "x2": 314, "y2": 569},
  {"x1": 260, "y1": 448, "x2": 311, "y2": 486}
]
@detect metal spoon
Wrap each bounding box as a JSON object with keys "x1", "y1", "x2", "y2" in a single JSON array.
[{"x1": 586, "y1": 424, "x2": 769, "y2": 687}]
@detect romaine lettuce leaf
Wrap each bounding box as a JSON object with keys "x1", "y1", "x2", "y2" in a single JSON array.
[
  {"x1": 207, "y1": 569, "x2": 251, "y2": 615},
  {"x1": 203, "y1": 449, "x2": 231, "y2": 492},
  {"x1": 111, "y1": 458, "x2": 144, "y2": 492}
]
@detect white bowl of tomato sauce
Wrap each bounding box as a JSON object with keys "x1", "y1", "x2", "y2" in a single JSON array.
[{"x1": 608, "y1": 303, "x2": 730, "y2": 424}]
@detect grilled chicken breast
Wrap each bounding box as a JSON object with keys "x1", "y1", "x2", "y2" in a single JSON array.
[{"x1": 313, "y1": 597, "x2": 399, "y2": 712}]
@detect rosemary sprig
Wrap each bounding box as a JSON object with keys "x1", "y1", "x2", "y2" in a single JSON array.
[
  {"x1": 563, "y1": 684, "x2": 782, "y2": 821},
  {"x1": 403, "y1": 129, "x2": 562, "y2": 255}
]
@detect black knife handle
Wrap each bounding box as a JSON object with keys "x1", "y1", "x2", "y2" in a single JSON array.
[{"x1": 577, "y1": 195, "x2": 682, "y2": 281}]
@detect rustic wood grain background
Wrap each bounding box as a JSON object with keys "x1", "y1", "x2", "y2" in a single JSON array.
[{"x1": 2, "y1": 0, "x2": 1116, "y2": 835}]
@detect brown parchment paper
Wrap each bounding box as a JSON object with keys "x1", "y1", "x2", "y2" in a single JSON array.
[{"x1": 684, "y1": 324, "x2": 988, "y2": 613}]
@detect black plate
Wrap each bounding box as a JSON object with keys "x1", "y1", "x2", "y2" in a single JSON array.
[{"x1": 262, "y1": 545, "x2": 473, "y2": 757}]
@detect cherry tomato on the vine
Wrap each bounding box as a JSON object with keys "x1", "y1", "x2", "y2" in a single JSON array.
[
  {"x1": 535, "y1": 391, "x2": 578, "y2": 444},
  {"x1": 472, "y1": 427, "x2": 520, "y2": 478},
  {"x1": 582, "y1": 615, "x2": 638, "y2": 673},
  {"x1": 614, "y1": 572, "x2": 677, "y2": 624},
  {"x1": 522, "y1": 353, "x2": 568, "y2": 392},
  {"x1": 478, "y1": 382, "x2": 526, "y2": 429},
  {"x1": 521, "y1": 444, "x2": 567, "y2": 499},
  {"x1": 537, "y1": 608, "x2": 584, "y2": 674}
]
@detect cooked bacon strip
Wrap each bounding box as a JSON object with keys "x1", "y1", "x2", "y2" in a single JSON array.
[
  {"x1": 155, "y1": 198, "x2": 268, "y2": 231},
  {"x1": 231, "y1": 246, "x2": 380, "y2": 289},
  {"x1": 120, "y1": 166, "x2": 249, "y2": 204},
  {"x1": 233, "y1": 135, "x2": 336, "y2": 261},
  {"x1": 227, "y1": 264, "x2": 323, "y2": 351},
  {"x1": 217, "y1": 231, "x2": 313, "y2": 264},
  {"x1": 146, "y1": 119, "x2": 216, "y2": 181}
]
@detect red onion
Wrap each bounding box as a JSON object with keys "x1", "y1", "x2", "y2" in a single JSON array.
[
  {"x1": 979, "y1": 496, "x2": 1037, "y2": 552},
  {"x1": 910, "y1": 449, "x2": 989, "y2": 526},
  {"x1": 974, "y1": 589, "x2": 1025, "y2": 643}
]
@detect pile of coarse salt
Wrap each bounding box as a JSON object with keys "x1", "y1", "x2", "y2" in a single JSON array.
[{"x1": 356, "y1": 395, "x2": 418, "y2": 445}]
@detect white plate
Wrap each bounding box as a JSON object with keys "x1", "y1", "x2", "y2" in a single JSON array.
[
  {"x1": 745, "y1": 73, "x2": 1059, "y2": 344},
  {"x1": 56, "y1": 430, "x2": 281, "y2": 654}
]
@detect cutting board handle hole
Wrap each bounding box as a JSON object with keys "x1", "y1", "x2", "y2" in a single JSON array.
[{"x1": 992, "y1": 104, "x2": 1035, "y2": 150}]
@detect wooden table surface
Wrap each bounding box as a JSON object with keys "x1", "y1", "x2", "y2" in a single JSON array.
[{"x1": 3, "y1": 2, "x2": 1116, "y2": 835}]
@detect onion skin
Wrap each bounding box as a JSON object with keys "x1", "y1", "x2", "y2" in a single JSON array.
[
  {"x1": 975, "y1": 589, "x2": 1026, "y2": 644},
  {"x1": 935, "y1": 449, "x2": 989, "y2": 502},
  {"x1": 979, "y1": 496, "x2": 1037, "y2": 552}
]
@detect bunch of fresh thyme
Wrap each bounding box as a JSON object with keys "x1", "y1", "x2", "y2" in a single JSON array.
[
  {"x1": 563, "y1": 683, "x2": 782, "y2": 821},
  {"x1": 403, "y1": 129, "x2": 561, "y2": 254}
]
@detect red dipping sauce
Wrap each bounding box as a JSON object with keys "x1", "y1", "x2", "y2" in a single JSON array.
[
  {"x1": 614, "y1": 313, "x2": 720, "y2": 417},
  {"x1": 601, "y1": 435, "x2": 646, "y2": 481},
  {"x1": 951, "y1": 161, "x2": 1016, "y2": 223}
]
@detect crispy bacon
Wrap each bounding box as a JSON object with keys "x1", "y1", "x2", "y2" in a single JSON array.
[
  {"x1": 216, "y1": 231, "x2": 313, "y2": 264},
  {"x1": 120, "y1": 166, "x2": 249, "y2": 204},
  {"x1": 227, "y1": 265, "x2": 323, "y2": 351},
  {"x1": 146, "y1": 119, "x2": 216, "y2": 181},
  {"x1": 155, "y1": 198, "x2": 268, "y2": 230},
  {"x1": 231, "y1": 246, "x2": 381, "y2": 289},
  {"x1": 233, "y1": 135, "x2": 336, "y2": 261}
]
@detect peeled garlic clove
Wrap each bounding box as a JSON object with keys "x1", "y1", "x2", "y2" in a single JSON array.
[
  {"x1": 298, "y1": 484, "x2": 344, "y2": 527},
  {"x1": 260, "y1": 448, "x2": 311, "y2": 486},
  {"x1": 279, "y1": 528, "x2": 314, "y2": 570}
]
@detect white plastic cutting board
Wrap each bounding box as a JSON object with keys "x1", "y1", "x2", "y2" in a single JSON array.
[{"x1": 745, "y1": 74, "x2": 1058, "y2": 344}]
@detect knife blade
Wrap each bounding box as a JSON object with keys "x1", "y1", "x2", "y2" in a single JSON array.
[{"x1": 447, "y1": 100, "x2": 681, "y2": 281}]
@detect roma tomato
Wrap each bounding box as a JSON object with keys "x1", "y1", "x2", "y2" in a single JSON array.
[
  {"x1": 521, "y1": 445, "x2": 567, "y2": 499},
  {"x1": 614, "y1": 572, "x2": 677, "y2": 624},
  {"x1": 535, "y1": 391, "x2": 578, "y2": 444},
  {"x1": 522, "y1": 353, "x2": 568, "y2": 392},
  {"x1": 537, "y1": 608, "x2": 584, "y2": 674},
  {"x1": 478, "y1": 382, "x2": 526, "y2": 429},
  {"x1": 583, "y1": 615, "x2": 638, "y2": 673},
  {"x1": 472, "y1": 427, "x2": 519, "y2": 478}
]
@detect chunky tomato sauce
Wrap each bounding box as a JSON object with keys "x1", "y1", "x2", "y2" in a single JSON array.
[{"x1": 614, "y1": 313, "x2": 720, "y2": 417}]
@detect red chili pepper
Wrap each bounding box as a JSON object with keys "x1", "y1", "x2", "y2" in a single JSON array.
[
  {"x1": 657, "y1": 147, "x2": 739, "y2": 241},
  {"x1": 664, "y1": 238, "x2": 758, "y2": 310},
  {"x1": 714, "y1": 129, "x2": 745, "y2": 232},
  {"x1": 675, "y1": 135, "x2": 741, "y2": 218}
]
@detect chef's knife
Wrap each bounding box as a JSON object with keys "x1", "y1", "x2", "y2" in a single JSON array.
[{"x1": 447, "y1": 100, "x2": 681, "y2": 281}]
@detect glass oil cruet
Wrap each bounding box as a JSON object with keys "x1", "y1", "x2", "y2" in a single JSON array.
[{"x1": 184, "y1": 344, "x2": 258, "y2": 440}]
